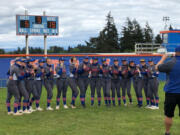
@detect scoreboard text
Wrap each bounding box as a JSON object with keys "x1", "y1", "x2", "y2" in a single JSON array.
[{"x1": 16, "y1": 15, "x2": 59, "y2": 36}]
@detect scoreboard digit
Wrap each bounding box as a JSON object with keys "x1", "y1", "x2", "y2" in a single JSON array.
[
  {"x1": 35, "y1": 16, "x2": 42, "y2": 24},
  {"x1": 47, "y1": 21, "x2": 56, "y2": 29},
  {"x1": 20, "y1": 20, "x2": 30, "y2": 28},
  {"x1": 16, "y1": 15, "x2": 59, "y2": 36}
]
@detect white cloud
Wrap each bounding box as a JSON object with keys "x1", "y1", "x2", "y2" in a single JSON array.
[{"x1": 0, "y1": 0, "x2": 180, "y2": 49}]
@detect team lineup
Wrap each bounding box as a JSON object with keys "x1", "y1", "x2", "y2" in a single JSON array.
[{"x1": 6, "y1": 56, "x2": 160, "y2": 116}]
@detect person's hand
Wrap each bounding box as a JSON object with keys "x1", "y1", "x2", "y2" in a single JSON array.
[
  {"x1": 75, "y1": 62, "x2": 79, "y2": 68},
  {"x1": 118, "y1": 66, "x2": 122, "y2": 71},
  {"x1": 83, "y1": 64, "x2": 87, "y2": 69},
  {"x1": 41, "y1": 69, "x2": 44, "y2": 73},
  {"x1": 155, "y1": 54, "x2": 168, "y2": 71},
  {"x1": 9, "y1": 76, "x2": 13, "y2": 80}
]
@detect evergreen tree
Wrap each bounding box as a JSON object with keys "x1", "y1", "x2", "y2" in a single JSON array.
[
  {"x1": 87, "y1": 12, "x2": 119, "y2": 53},
  {"x1": 144, "y1": 22, "x2": 153, "y2": 42},
  {"x1": 120, "y1": 18, "x2": 144, "y2": 52},
  {"x1": 155, "y1": 34, "x2": 163, "y2": 44}
]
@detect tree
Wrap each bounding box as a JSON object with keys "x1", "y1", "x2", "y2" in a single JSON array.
[
  {"x1": 169, "y1": 25, "x2": 173, "y2": 30},
  {"x1": 120, "y1": 18, "x2": 144, "y2": 52},
  {"x1": 0, "y1": 49, "x2": 5, "y2": 54},
  {"x1": 144, "y1": 22, "x2": 153, "y2": 43},
  {"x1": 155, "y1": 34, "x2": 163, "y2": 44},
  {"x1": 48, "y1": 46, "x2": 64, "y2": 53},
  {"x1": 87, "y1": 12, "x2": 119, "y2": 53}
]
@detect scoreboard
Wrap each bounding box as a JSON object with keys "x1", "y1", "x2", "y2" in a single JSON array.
[{"x1": 16, "y1": 15, "x2": 59, "y2": 36}]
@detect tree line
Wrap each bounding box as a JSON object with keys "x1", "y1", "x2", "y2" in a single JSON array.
[{"x1": 0, "y1": 12, "x2": 164, "y2": 54}]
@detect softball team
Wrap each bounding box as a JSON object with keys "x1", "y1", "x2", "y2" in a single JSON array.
[{"x1": 6, "y1": 57, "x2": 160, "y2": 116}]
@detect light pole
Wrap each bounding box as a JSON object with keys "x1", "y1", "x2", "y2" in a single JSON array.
[{"x1": 163, "y1": 16, "x2": 170, "y2": 30}]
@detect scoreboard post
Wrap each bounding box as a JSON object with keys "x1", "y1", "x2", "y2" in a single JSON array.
[{"x1": 16, "y1": 10, "x2": 59, "y2": 57}]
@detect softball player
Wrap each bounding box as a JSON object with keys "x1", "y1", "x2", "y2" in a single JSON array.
[
  {"x1": 6, "y1": 58, "x2": 22, "y2": 116},
  {"x1": 33, "y1": 59, "x2": 45, "y2": 111},
  {"x1": 129, "y1": 60, "x2": 143, "y2": 107},
  {"x1": 89, "y1": 57, "x2": 101, "y2": 106},
  {"x1": 110, "y1": 58, "x2": 121, "y2": 106},
  {"x1": 121, "y1": 59, "x2": 132, "y2": 106},
  {"x1": 139, "y1": 59, "x2": 150, "y2": 106},
  {"x1": 68, "y1": 57, "x2": 79, "y2": 108},
  {"x1": 147, "y1": 59, "x2": 159, "y2": 109},
  {"x1": 77, "y1": 56, "x2": 90, "y2": 107},
  {"x1": 44, "y1": 58, "x2": 54, "y2": 111},
  {"x1": 100, "y1": 58, "x2": 111, "y2": 106},
  {"x1": 55, "y1": 57, "x2": 68, "y2": 110},
  {"x1": 25, "y1": 59, "x2": 39, "y2": 112}
]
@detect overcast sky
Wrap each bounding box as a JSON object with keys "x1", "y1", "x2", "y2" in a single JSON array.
[{"x1": 0, "y1": 0, "x2": 180, "y2": 50}]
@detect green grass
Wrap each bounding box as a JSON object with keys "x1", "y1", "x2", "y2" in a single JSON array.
[{"x1": 0, "y1": 81, "x2": 180, "y2": 135}]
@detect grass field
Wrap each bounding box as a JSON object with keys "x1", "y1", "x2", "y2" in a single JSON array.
[{"x1": 0, "y1": 81, "x2": 179, "y2": 135}]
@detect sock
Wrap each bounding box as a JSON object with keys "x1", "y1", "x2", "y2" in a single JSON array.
[
  {"x1": 112, "y1": 97, "x2": 115, "y2": 105},
  {"x1": 6, "y1": 101, "x2": 11, "y2": 112},
  {"x1": 29, "y1": 97, "x2": 35, "y2": 107},
  {"x1": 71, "y1": 96, "x2": 76, "y2": 105},
  {"x1": 18, "y1": 99, "x2": 21, "y2": 110},
  {"x1": 56, "y1": 98, "x2": 60, "y2": 106},
  {"x1": 123, "y1": 96, "x2": 126, "y2": 104},
  {"x1": 104, "y1": 97, "x2": 107, "y2": 105},
  {"x1": 91, "y1": 96, "x2": 94, "y2": 105},
  {"x1": 139, "y1": 96, "x2": 143, "y2": 105},
  {"x1": 23, "y1": 100, "x2": 27, "y2": 111},
  {"x1": 98, "y1": 97, "x2": 101, "y2": 105},
  {"x1": 146, "y1": 97, "x2": 150, "y2": 105},
  {"x1": 108, "y1": 97, "x2": 111, "y2": 105},
  {"x1": 36, "y1": 100, "x2": 40, "y2": 108},
  {"x1": 128, "y1": 95, "x2": 132, "y2": 103},
  {"x1": 14, "y1": 103, "x2": 18, "y2": 113},
  {"x1": 151, "y1": 99, "x2": 155, "y2": 106},
  {"x1": 155, "y1": 97, "x2": 159, "y2": 107},
  {"x1": 47, "y1": 98, "x2": 51, "y2": 107},
  {"x1": 118, "y1": 97, "x2": 121, "y2": 105},
  {"x1": 63, "y1": 97, "x2": 66, "y2": 105},
  {"x1": 27, "y1": 100, "x2": 30, "y2": 110}
]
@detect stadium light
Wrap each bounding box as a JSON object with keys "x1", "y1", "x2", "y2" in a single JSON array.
[{"x1": 163, "y1": 16, "x2": 170, "y2": 30}]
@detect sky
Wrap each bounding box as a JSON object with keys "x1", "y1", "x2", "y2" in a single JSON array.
[{"x1": 0, "y1": 0, "x2": 180, "y2": 50}]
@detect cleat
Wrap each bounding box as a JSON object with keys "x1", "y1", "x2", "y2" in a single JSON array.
[
  {"x1": 124, "y1": 103, "x2": 127, "y2": 107},
  {"x1": 18, "y1": 110, "x2": 23, "y2": 113},
  {"x1": 71, "y1": 105, "x2": 76, "y2": 109},
  {"x1": 150, "y1": 106, "x2": 159, "y2": 110},
  {"x1": 165, "y1": 133, "x2": 170, "y2": 135},
  {"x1": 23, "y1": 109, "x2": 32, "y2": 114},
  {"x1": 46, "y1": 107, "x2": 54, "y2": 111},
  {"x1": 36, "y1": 107, "x2": 43, "y2": 111},
  {"x1": 64, "y1": 105, "x2": 69, "y2": 109},
  {"x1": 129, "y1": 102, "x2": 133, "y2": 105},
  {"x1": 13, "y1": 112, "x2": 23, "y2": 116},
  {"x1": 145, "y1": 105, "x2": 151, "y2": 109},
  {"x1": 30, "y1": 107, "x2": 36, "y2": 112},
  {"x1": 56, "y1": 106, "x2": 60, "y2": 110},
  {"x1": 7, "y1": 112, "x2": 13, "y2": 115}
]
